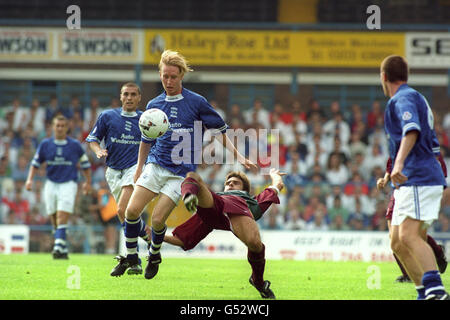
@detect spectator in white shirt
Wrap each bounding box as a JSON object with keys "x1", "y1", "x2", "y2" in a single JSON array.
[
  {"x1": 325, "y1": 153, "x2": 349, "y2": 186},
  {"x1": 244, "y1": 98, "x2": 270, "y2": 129}
]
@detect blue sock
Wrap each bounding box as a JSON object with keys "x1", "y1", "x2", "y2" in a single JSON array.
[
  {"x1": 124, "y1": 217, "x2": 141, "y2": 263},
  {"x1": 53, "y1": 224, "x2": 68, "y2": 253},
  {"x1": 422, "y1": 270, "x2": 446, "y2": 298},
  {"x1": 138, "y1": 219, "x2": 151, "y2": 245},
  {"x1": 416, "y1": 285, "x2": 425, "y2": 300},
  {"x1": 149, "y1": 225, "x2": 167, "y2": 257}
]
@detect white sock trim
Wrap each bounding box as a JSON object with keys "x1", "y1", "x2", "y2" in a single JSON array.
[{"x1": 425, "y1": 286, "x2": 445, "y2": 296}]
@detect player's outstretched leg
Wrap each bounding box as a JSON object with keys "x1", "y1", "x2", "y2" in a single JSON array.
[
  {"x1": 427, "y1": 235, "x2": 447, "y2": 274},
  {"x1": 393, "y1": 253, "x2": 411, "y2": 283},
  {"x1": 248, "y1": 244, "x2": 275, "y2": 299},
  {"x1": 230, "y1": 215, "x2": 275, "y2": 299},
  {"x1": 181, "y1": 175, "x2": 200, "y2": 213}
]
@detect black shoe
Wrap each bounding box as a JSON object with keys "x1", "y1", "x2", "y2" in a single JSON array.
[
  {"x1": 145, "y1": 253, "x2": 161, "y2": 279},
  {"x1": 425, "y1": 292, "x2": 450, "y2": 300},
  {"x1": 110, "y1": 255, "x2": 142, "y2": 277},
  {"x1": 437, "y1": 245, "x2": 447, "y2": 274},
  {"x1": 395, "y1": 275, "x2": 412, "y2": 283},
  {"x1": 127, "y1": 260, "x2": 143, "y2": 275},
  {"x1": 249, "y1": 277, "x2": 276, "y2": 299},
  {"x1": 52, "y1": 250, "x2": 69, "y2": 260}
]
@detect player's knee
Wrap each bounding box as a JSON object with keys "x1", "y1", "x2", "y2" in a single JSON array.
[
  {"x1": 390, "y1": 237, "x2": 402, "y2": 255},
  {"x1": 151, "y1": 215, "x2": 165, "y2": 229},
  {"x1": 246, "y1": 236, "x2": 263, "y2": 253},
  {"x1": 117, "y1": 206, "x2": 126, "y2": 220},
  {"x1": 398, "y1": 232, "x2": 415, "y2": 249},
  {"x1": 125, "y1": 205, "x2": 141, "y2": 220}
]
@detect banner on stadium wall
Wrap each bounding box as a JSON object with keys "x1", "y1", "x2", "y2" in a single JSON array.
[
  {"x1": 0, "y1": 28, "x2": 55, "y2": 62},
  {"x1": 261, "y1": 230, "x2": 395, "y2": 262},
  {"x1": 56, "y1": 28, "x2": 143, "y2": 64},
  {"x1": 119, "y1": 230, "x2": 397, "y2": 262},
  {"x1": 3, "y1": 27, "x2": 450, "y2": 69},
  {"x1": 144, "y1": 30, "x2": 405, "y2": 67},
  {"x1": 405, "y1": 32, "x2": 450, "y2": 69},
  {"x1": 0, "y1": 225, "x2": 29, "y2": 254},
  {"x1": 0, "y1": 27, "x2": 143, "y2": 64}
]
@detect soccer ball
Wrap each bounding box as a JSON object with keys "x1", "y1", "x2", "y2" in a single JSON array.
[{"x1": 139, "y1": 108, "x2": 169, "y2": 139}]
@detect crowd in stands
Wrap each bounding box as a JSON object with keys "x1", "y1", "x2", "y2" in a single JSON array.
[{"x1": 1, "y1": 92, "x2": 449, "y2": 252}]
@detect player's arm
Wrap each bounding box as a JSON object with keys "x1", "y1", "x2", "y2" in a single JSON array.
[
  {"x1": 199, "y1": 98, "x2": 258, "y2": 172},
  {"x1": 134, "y1": 140, "x2": 152, "y2": 183},
  {"x1": 253, "y1": 168, "x2": 286, "y2": 218},
  {"x1": 217, "y1": 132, "x2": 258, "y2": 171},
  {"x1": 391, "y1": 130, "x2": 419, "y2": 188},
  {"x1": 26, "y1": 144, "x2": 44, "y2": 191},
  {"x1": 79, "y1": 153, "x2": 92, "y2": 195},
  {"x1": 81, "y1": 167, "x2": 92, "y2": 195},
  {"x1": 377, "y1": 158, "x2": 391, "y2": 190},
  {"x1": 25, "y1": 165, "x2": 38, "y2": 191},
  {"x1": 269, "y1": 168, "x2": 286, "y2": 193},
  {"x1": 88, "y1": 141, "x2": 108, "y2": 159}
]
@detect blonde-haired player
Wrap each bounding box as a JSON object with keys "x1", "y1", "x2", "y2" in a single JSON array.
[
  {"x1": 122, "y1": 50, "x2": 258, "y2": 280},
  {"x1": 158, "y1": 49, "x2": 193, "y2": 77}
]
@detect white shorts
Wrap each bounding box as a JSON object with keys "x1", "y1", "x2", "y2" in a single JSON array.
[
  {"x1": 136, "y1": 163, "x2": 183, "y2": 204},
  {"x1": 392, "y1": 185, "x2": 444, "y2": 227},
  {"x1": 105, "y1": 164, "x2": 137, "y2": 202},
  {"x1": 43, "y1": 180, "x2": 78, "y2": 215}
]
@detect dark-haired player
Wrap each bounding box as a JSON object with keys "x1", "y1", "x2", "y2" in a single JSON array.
[
  {"x1": 164, "y1": 168, "x2": 285, "y2": 299},
  {"x1": 381, "y1": 55, "x2": 448, "y2": 300},
  {"x1": 86, "y1": 82, "x2": 151, "y2": 276}
]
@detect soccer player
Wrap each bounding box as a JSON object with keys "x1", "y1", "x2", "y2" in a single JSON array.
[
  {"x1": 86, "y1": 82, "x2": 151, "y2": 276},
  {"x1": 25, "y1": 115, "x2": 92, "y2": 259},
  {"x1": 164, "y1": 168, "x2": 285, "y2": 299},
  {"x1": 122, "y1": 50, "x2": 258, "y2": 280},
  {"x1": 377, "y1": 156, "x2": 448, "y2": 283},
  {"x1": 380, "y1": 55, "x2": 449, "y2": 300}
]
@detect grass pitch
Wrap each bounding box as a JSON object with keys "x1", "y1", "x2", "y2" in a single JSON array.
[{"x1": 0, "y1": 253, "x2": 448, "y2": 300}]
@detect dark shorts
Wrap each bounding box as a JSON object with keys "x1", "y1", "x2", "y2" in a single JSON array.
[
  {"x1": 385, "y1": 194, "x2": 395, "y2": 221},
  {"x1": 172, "y1": 190, "x2": 254, "y2": 250}
]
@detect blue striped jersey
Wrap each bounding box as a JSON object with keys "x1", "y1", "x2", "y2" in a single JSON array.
[
  {"x1": 32, "y1": 137, "x2": 90, "y2": 183},
  {"x1": 86, "y1": 108, "x2": 142, "y2": 170},
  {"x1": 384, "y1": 84, "x2": 446, "y2": 187},
  {"x1": 142, "y1": 87, "x2": 227, "y2": 177}
]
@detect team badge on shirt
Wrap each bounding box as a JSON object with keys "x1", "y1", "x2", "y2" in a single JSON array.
[{"x1": 402, "y1": 111, "x2": 412, "y2": 121}]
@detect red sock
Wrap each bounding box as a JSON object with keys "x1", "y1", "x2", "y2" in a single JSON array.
[
  {"x1": 181, "y1": 177, "x2": 199, "y2": 198},
  {"x1": 248, "y1": 244, "x2": 265, "y2": 289},
  {"x1": 427, "y1": 235, "x2": 444, "y2": 259}
]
